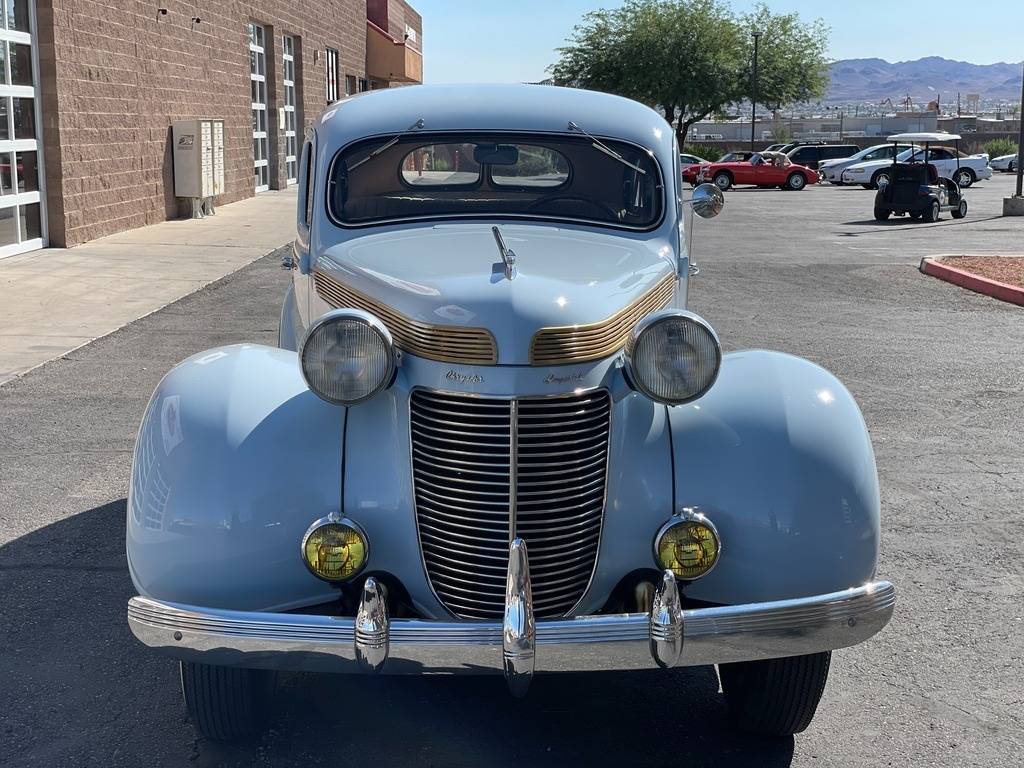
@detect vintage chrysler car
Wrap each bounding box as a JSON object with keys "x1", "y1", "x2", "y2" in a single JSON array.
[{"x1": 126, "y1": 84, "x2": 895, "y2": 741}]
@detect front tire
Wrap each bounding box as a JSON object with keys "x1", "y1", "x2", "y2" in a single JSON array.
[
  {"x1": 180, "y1": 662, "x2": 277, "y2": 741},
  {"x1": 712, "y1": 172, "x2": 733, "y2": 191},
  {"x1": 952, "y1": 199, "x2": 968, "y2": 219},
  {"x1": 871, "y1": 170, "x2": 891, "y2": 189},
  {"x1": 786, "y1": 172, "x2": 807, "y2": 191},
  {"x1": 719, "y1": 652, "x2": 831, "y2": 736}
]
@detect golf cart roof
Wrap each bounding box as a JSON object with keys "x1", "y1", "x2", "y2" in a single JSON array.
[{"x1": 887, "y1": 132, "x2": 962, "y2": 142}]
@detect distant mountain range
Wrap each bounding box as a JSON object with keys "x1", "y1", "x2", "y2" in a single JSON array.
[{"x1": 827, "y1": 57, "x2": 1023, "y2": 102}]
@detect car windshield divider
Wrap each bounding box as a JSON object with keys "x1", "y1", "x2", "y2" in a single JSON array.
[
  {"x1": 567, "y1": 121, "x2": 646, "y2": 175},
  {"x1": 347, "y1": 118, "x2": 426, "y2": 172}
]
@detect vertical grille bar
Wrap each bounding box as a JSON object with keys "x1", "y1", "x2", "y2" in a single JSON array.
[{"x1": 410, "y1": 389, "x2": 610, "y2": 620}]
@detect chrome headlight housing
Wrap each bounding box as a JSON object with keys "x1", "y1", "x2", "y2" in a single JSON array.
[
  {"x1": 300, "y1": 309, "x2": 396, "y2": 405},
  {"x1": 625, "y1": 309, "x2": 721, "y2": 405}
]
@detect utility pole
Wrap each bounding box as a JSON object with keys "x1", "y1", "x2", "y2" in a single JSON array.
[
  {"x1": 750, "y1": 32, "x2": 761, "y2": 151},
  {"x1": 1017, "y1": 60, "x2": 1024, "y2": 198},
  {"x1": 1006, "y1": 61, "x2": 1024, "y2": 214}
]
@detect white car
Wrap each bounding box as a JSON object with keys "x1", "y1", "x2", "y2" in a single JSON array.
[
  {"x1": 842, "y1": 147, "x2": 992, "y2": 189},
  {"x1": 818, "y1": 144, "x2": 913, "y2": 184},
  {"x1": 990, "y1": 154, "x2": 1018, "y2": 173}
]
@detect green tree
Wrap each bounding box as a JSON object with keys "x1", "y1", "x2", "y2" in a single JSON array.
[
  {"x1": 550, "y1": 0, "x2": 831, "y2": 143},
  {"x1": 737, "y1": 4, "x2": 830, "y2": 112},
  {"x1": 550, "y1": 0, "x2": 744, "y2": 143}
]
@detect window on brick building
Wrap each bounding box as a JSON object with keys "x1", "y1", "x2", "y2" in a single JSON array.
[
  {"x1": 283, "y1": 35, "x2": 297, "y2": 184},
  {"x1": 0, "y1": 0, "x2": 45, "y2": 255},
  {"x1": 358, "y1": 78, "x2": 368, "y2": 93},
  {"x1": 325, "y1": 48, "x2": 340, "y2": 103},
  {"x1": 345, "y1": 75, "x2": 357, "y2": 97},
  {"x1": 249, "y1": 23, "x2": 269, "y2": 192}
]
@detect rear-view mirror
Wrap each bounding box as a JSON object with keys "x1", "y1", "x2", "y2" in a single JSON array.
[{"x1": 473, "y1": 143, "x2": 519, "y2": 166}]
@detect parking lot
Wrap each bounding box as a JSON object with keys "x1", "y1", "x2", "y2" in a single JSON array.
[{"x1": 1, "y1": 174, "x2": 1022, "y2": 767}]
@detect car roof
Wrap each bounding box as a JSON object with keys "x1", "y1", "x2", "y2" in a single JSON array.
[{"x1": 316, "y1": 84, "x2": 676, "y2": 160}]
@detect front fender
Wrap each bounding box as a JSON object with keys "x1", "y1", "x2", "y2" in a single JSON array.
[
  {"x1": 670, "y1": 350, "x2": 880, "y2": 604},
  {"x1": 127, "y1": 344, "x2": 344, "y2": 611}
]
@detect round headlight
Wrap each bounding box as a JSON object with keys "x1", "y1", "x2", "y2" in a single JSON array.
[
  {"x1": 300, "y1": 309, "x2": 395, "y2": 405},
  {"x1": 301, "y1": 517, "x2": 369, "y2": 582},
  {"x1": 625, "y1": 310, "x2": 721, "y2": 405},
  {"x1": 654, "y1": 509, "x2": 720, "y2": 581}
]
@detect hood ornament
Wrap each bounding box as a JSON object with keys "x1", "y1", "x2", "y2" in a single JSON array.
[{"x1": 491, "y1": 226, "x2": 517, "y2": 281}]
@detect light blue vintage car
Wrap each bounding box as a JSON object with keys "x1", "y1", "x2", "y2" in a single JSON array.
[{"x1": 127, "y1": 84, "x2": 895, "y2": 741}]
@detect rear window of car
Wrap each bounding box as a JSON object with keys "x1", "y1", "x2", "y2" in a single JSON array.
[
  {"x1": 329, "y1": 133, "x2": 663, "y2": 230},
  {"x1": 821, "y1": 145, "x2": 859, "y2": 160}
]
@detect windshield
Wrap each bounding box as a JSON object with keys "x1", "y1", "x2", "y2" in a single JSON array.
[
  {"x1": 896, "y1": 147, "x2": 959, "y2": 162},
  {"x1": 328, "y1": 133, "x2": 664, "y2": 230}
]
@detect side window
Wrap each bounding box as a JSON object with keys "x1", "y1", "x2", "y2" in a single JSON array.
[
  {"x1": 790, "y1": 148, "x2": 812, "y2": 162},
  {"x1": 299, "y1": 140, "x2": 314, "y2": 229}
]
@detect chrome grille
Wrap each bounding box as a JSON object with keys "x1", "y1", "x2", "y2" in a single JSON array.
[{"x1": 410, "y1": 389, "x2": 611, "y2": 620}]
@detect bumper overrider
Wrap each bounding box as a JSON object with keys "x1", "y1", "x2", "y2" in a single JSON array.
[{"x1": 128, "y1": 540, "x2": 895, "y2": 696}]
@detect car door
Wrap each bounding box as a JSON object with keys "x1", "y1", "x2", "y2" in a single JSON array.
[
  {"x1": 731, "y1": 160, "x2": 756, "y2": 184},
  {"x1": 928, "y1": 148, "x2": 955, "y2": 177},
  {"x1": 788, "y1": 146, "x2": 817, "y2": 170}
]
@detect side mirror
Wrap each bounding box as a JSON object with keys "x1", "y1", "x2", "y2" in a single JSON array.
[{"x1": 690, "y1": 183, "x2": 725, "y2": 219}]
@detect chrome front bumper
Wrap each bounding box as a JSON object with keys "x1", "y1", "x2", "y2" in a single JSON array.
[{"x1": 128, "y1": 543, "x2": 895, "y2": 695}]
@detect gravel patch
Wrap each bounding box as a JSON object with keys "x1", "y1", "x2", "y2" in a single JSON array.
[{"x1": 939, "y1": 255, "x2": 1024, "y2": 288}]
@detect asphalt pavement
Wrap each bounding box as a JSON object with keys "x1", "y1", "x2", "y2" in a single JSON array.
[{"x1": 1, "y1": 174, "x2": 1022, "y2": 767}]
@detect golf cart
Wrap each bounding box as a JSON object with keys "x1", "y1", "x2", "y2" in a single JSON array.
[{"x1": 873, "y1": 132, "x2": 968, "y2": 222}]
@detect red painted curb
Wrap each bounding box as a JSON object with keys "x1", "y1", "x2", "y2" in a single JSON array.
[{"x1": 919, "y1": 257, "x2": 1024, "y2": 307}]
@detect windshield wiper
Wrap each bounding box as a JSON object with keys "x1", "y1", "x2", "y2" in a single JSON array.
[
  {"x1": 567, "y1": 121, "x2": 647, "y2": 175},
  {"x1": 348, "y1": 118, "x2": 425, "y2": 171}
]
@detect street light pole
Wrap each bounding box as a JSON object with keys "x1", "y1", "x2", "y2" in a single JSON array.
[{"x1": 750, "y1": 32, "x2": 761, "y2": 151}]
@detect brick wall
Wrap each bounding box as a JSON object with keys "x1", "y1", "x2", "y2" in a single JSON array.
[{"x1": 37, "y1": 0, "x2": 378, "y2": 247}]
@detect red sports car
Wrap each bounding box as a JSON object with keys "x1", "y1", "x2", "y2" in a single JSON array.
[
  {"x1": 687, "y1": 152, "x2": 820, "y2": 191},
  {"x1": 682, "y1": 151, "x2": 754, "y2": 185}
]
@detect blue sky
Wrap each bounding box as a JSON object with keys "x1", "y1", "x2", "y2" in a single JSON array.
[{"x1": 413, "y1": 0, "x2": 1024, "y2": 83}]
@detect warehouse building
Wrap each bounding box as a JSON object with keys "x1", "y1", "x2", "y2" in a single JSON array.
[{"x1": 0, "y1": 0, "x2": 422, "y2": 258}]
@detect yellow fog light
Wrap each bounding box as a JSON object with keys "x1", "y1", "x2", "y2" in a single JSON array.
[
  {"x1": 301, "y1": 516, "x2": 368, "y2": 583},
  {"x1": 654, "y1": 509, "x2": 720, "y2": 580}
]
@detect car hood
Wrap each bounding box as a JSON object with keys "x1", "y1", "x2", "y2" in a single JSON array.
[
  {"x1": 845, "y1": 159, "x2": 891, "y2": 173},
  {"x1": 315, "y1": 224, "x2": 676, "y2": 365}
]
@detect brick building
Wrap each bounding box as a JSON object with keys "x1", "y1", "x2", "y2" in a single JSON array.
[{"x1": 0, "y1": 0, "x2": 422, "y2": 257}]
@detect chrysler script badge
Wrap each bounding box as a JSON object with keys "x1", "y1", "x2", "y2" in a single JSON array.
[
  {"x1": 543, "y1": 371, "x2": 586, "y2": 385},
  {"x1": 445, "y1": 370, "x2": 484, "y2": 384}
]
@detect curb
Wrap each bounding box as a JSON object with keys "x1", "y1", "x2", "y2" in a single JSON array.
[{"x1": 919, "y1": 257, "x2": 1024, "y2": 307}]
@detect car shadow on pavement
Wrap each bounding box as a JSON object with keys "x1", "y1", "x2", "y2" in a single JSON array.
[
  {"x1": 0, "y1": 501, "x2": 795, "y2": 768},
  {"x1": 841, "y1": 214, "x2": 1005, "y2": 227}
]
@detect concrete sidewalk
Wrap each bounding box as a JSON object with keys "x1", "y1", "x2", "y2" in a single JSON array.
[{"x1": 0, "y1": 188, "x2": 296, "y2": 385}]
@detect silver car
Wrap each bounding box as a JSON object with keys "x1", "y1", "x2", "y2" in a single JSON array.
[
  {"x1": 818, "y1": 143, "x2": 913, "y2": 183},
  {"x1": 126, "y1": 84, "x2": 895, "y2": 742}
]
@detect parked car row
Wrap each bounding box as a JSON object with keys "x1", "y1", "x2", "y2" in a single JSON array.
[{"x1": 681, "y1": 136, "x2": 1006, "y2": 194}]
